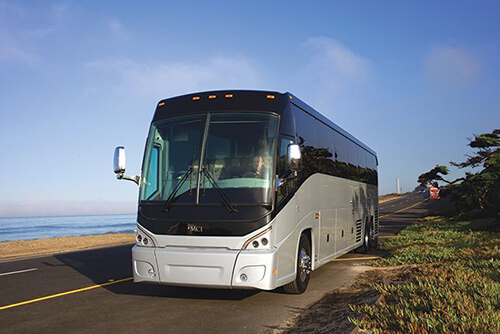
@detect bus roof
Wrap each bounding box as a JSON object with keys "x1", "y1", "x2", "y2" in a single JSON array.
[{"x1": 154, "y1": 90, "x2": 376, "y2": 157}]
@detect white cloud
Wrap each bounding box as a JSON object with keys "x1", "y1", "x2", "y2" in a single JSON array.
[
  {"x1": 85, "y1": 55, "x2": 264, "y2": 100},
  {"x1": 304, "y1": 37, "x2": 370, "y2": 81},
  {"x1": 297, "y1": 36, "x2": 370, "y2": 110},
  {"x1": 107, "y1": 18, "x2": 128, "y2": 40},
  {"x1": 425, "y1": 46, "x2": 480, "y2": 89}
]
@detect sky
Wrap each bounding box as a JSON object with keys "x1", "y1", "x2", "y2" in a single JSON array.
[{"x1": 0, "y1": 1, "x2": 499, "y2": 217}]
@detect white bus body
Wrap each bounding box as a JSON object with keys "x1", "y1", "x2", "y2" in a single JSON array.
[{"x1": 115, "y1": 90, "x2": 378, "y2": 294}]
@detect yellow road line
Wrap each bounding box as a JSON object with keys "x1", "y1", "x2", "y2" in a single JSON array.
[
  {"x1": 380, "y1": 199, "x2": 428, "y2": 219},
  {"x1": 334, "y1": 256, "x2": 381, "y2": 261},
  {"x1": 0, "y1": 277, "x2": 133, "y2": 311}
]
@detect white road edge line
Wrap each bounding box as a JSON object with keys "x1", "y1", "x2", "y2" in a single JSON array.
[{"x1": 0, "y1": 268, "x2": 38, "y2": 277}]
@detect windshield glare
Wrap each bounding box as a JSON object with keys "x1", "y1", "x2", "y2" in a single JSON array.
[{"x1": 140, "y1": 112, "x2": 278, "y2": 205}]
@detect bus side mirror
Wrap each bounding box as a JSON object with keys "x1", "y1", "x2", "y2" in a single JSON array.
[
  {"x1": 114, "y1": 146, "x2": 126, "y2": 174},
  {"x1": 114, "y1": 146, "x2": 140, "y2": 185},
  {"x1": 287, "y1": 144, "x2": 301, "y2": 171}
]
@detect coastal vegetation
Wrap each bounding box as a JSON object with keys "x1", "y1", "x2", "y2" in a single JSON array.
[
  {"x1": 349, "y1": 216, "x2": 500, "y2": 333},
  {"x1": 348, "y1": 130, "x2": 500, "y2": 332}
]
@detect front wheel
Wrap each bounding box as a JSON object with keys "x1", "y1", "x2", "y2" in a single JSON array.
[{"x1": 284, "y1": 234, "x2": 311, "y2": 294}]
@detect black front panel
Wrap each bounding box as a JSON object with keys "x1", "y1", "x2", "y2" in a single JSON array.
[{"x1": 138, "y1": 203, "x2": 271, "y2": 236}]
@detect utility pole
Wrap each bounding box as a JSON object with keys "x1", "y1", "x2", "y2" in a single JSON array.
[{"x1": 396, "y1": 177, "x2": 401, "y2": 194}]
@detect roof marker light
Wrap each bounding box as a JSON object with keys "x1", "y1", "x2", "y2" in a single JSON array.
[
  {"x1": 192, "y1": 96, "x2": 200, "y2": 101},
  {"x1": 267, "y1": 95, "x2": 275, "y2": 99},
  {"x1": 158, "y1": 102, "x2": 165, "y2": 106},
  {"x1": 225, "y1": 94, "x2": 233, "y2": 98},
  {"x1": 209, "y1": 95, "x2": 216, "y2": 99},
  {"x1": 289, "y1": 95, "x2": 293, "y2": 99}
]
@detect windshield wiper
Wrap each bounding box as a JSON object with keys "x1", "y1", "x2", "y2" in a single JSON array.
[
  {"x1": 202, "y1": 167, "x2": 238, "y2": 213},
  {"x1": 161, "y1": 167, "x2": 194, "y2": 212}
]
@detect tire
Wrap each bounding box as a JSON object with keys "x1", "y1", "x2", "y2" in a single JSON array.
[
  {"x1": 284, "y1": 234, "x2": 312, "y2": 294},
  {"x1": 356, "y1": 222, "x2": 371, "y2": 253}
]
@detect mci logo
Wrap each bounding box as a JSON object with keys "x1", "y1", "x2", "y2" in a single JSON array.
[{"x1": 187, "y1": 223, "x2": 203, "y2": 233}]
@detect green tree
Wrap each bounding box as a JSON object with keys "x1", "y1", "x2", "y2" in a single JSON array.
[
  {"x1": 418, "y1": 130, "x2": 500, "y2": 219},
  {"x1": 418, "y1": 165, "x2": 453, "y2": 187}
]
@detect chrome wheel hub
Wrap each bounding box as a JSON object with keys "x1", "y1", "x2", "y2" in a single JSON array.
[{"x1": 299, "y1": 249, "x2": 311, "y2": 282}]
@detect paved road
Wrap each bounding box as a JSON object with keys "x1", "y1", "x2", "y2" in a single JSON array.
[{"x1": 0, "y1": 193, "x2": 429, "y2": 334}]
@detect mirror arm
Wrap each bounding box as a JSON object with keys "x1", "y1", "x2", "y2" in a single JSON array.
[{"x1": 116, "y1": 173, "x2": 140, "y2": 185}]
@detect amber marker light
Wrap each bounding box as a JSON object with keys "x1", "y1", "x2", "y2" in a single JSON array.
[
  {"x1": 266, "y1": 95, "x2": 275, "y2": 99},
  {"x1": 225, "y1": 94, "x2": 233, "y2": 98},
  {"x1": 208, "y1": 95, "x2": 216, "y2": 99},
  {"x1": 192, "y1": 96, "x2": 200, "y2": 101},
  {"x1": 158, "y1": 102, "x2": 165, "y2": 106},
  {"x1": 315, "y1": 212, "x2": 320, "y2": 219}
]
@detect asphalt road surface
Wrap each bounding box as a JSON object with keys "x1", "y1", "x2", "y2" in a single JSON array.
[{"x1": 0, "y1": 192, "x2": 430, "y2": 334}]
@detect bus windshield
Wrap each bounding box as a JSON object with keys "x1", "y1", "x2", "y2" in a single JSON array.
[{"x1": 140, "y1": 112, "x2": 278, "y2": 206}]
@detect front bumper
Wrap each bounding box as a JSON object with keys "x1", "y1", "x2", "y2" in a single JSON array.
[{"x1": 132, "y1": 245, "x2": 278, "y2": 290}]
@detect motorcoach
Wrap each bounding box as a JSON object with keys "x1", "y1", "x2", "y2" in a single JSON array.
[{"x1": 114, "y1": 90, "x2": 378, "y2": 293}]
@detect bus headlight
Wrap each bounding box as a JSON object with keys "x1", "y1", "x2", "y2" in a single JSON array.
[
  {"x1": 242, "y1": 227, "x2": 272, "y2": 250},
  {"x1": 136, "y1": 228, "x2": 155, "y2": 247}
]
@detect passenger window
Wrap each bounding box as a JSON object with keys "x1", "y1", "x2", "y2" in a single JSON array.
[
  {"x1": 294, "y1": 108, "x2": 318, "y2": 148},
  {"x1": 333, "y1": 131, "x2": 347, "y2": 163}
]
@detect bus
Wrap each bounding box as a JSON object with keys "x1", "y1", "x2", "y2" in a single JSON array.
[{"x1": 113, "y1": 90, "x2": 378, "y2": 294}]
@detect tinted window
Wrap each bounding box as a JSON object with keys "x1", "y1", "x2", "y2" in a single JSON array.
[
  {"x1": 316, "y1": 122, "x2": 334, "y2": 154},
  {"x1": 294, "y1": 108, "x2": 318, "y2": 148},
  {"x1": 346, "y1": 140, "x2": 359, "y2": 166},
  {"x1": 368, "y1": 154, "x2": 377, "y2": 170},
  {"x1": 357, "y1": 146, "x2": 368, "y2": 168},
  {"x1": 333, "y1": 131, "x2": 347, "y2": 163}
]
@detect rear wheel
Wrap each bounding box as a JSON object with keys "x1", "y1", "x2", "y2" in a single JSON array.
[{"x1": 284, "y1": 234, "x2": 311, "y2": 294}]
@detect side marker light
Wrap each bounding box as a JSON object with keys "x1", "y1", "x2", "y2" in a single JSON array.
[
  {"x1": 158, "y1": 102, "x2": 165, "y2": 106},
  {"x1": 225, "y1": 94, "x2": 233, "y2": 98},
  {"x1": 209, "y1": 95, "x2": 216, "y2": 99},
  {"x1": 267, "y1": 95, "x2": 275, "y2": 99},
  {"x1": 192, "y1": 96, "x2": 200, "y2": 101}
]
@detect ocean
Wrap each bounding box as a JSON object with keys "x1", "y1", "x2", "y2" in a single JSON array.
[{"x1": 0, "y1": 214, "x2": 136, "y2": 243}]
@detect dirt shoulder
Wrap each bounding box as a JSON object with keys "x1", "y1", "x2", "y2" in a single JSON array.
[
  {"x1": 0, "y1": 233, "x2": 135, "y2": 260},
  {"x1": 268, "y1": 268, "x2": 388, "y2": 334}
]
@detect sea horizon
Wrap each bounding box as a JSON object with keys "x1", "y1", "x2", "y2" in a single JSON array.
[
  {"x1": 0, "y1": 212, "x2": 137, "y2": 220},
  {"x1": 0, "y1": 213, "x2": 137, "y2": 243}
]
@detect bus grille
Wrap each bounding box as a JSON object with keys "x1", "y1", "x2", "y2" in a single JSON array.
[{"x1": 355, "y1": 219, "x2": 363, "y2": 243}]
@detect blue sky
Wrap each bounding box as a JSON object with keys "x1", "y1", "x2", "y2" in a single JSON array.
[{"x1": 0, "y1": 1, "x2": 499, "y2": 217}]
